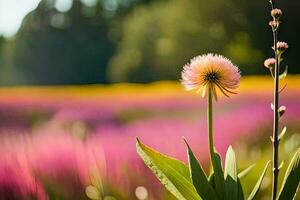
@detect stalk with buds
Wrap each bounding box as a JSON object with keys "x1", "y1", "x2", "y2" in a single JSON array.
[{"x1": 265, "y1": 1, "x2": 300, "y2": 200}]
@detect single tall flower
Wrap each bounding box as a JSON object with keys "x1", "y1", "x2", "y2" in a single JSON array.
[
  {"x1": 181, "y1": 54, "x2": 241, "y2": 196},
  {"x1": 181, "y1": 53, "x2": 241, "y2": 100}
]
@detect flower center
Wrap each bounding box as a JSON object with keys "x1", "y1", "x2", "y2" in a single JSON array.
[{"x1": 205, "y1": 72, "x2": 219, "y2": 82}]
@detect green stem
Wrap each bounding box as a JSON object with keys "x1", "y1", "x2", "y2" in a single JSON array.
[
  {"x1": 207, "y1": 86, "x2": 225, "y2": 199},
  {"x1": 208, "y1": 86, "x2": 215, "y2": 164}
]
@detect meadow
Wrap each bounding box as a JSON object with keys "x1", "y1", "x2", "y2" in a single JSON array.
[{"x1": 0, "y1": 76, "x2": 299, "y2": 200}]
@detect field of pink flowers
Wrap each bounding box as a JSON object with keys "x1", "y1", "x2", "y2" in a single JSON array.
[{"x1": 0, "y1": 76, "x2": 299, "y2": 199}]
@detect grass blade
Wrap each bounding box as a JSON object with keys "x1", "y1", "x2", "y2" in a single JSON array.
[
  {"x1": 278, "y1": 148, "x2": 300, "y2": 200},
  {"x1": 238, "y1": 164, "x2": 256, "y2": 179},
  {"x1": 247, "y1": 161, "x2": 270, "y2": 200}
]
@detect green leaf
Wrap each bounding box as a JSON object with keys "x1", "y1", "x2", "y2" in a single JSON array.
[
  {"x1": 237, "y1": 178, "x2": 245, "y2": 200},
  {"x1": 278, "y1": 160, "x2": 284, "y2": 170},
  {"x1": 208, "y1": 173, "x2": 216, "y2": 189},
  {"x1": 247, "y1": 161, "x2": 270, "y2": 200},
  {"x1": 278, "y1": 126, "x2": 287, "y2": 140},
  {"x1": 278, "y1": 148, "x2": 300, "y2": 200},
  {"x1": 279, "y1": 65, "x2": 288, "y2": 80},
  {"x1": 184, "y1": 139, "x2": 218, "y2": 200},
  {"x1": 211, "y1": 151, "x2": 226, "y2": 199},
  {"x1": 278, "y1": 57, "x2": 284, "y2": 64},
  {"x1": 225, "y1": 146, "x2": 238, "y2": 181},
  {"x1": 238, "y1": 164, "x2": 256, "y2": 179},
  {"x1": 224, "y1": 146, "x2": 238, "y2": 200},
  {"x1": 136, "y1": 138, "x2": 201, "y2": 200}
]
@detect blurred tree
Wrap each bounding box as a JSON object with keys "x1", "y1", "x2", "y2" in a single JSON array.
[
  {"x1": 107, "y1": 0, "x2": 264, "y2": 82},
  {"x1": 0, "y1": 37, "x2": 4, "y2": 71},
  {"x1": 0, "y1": 37, "x2": 21, "y2": 84},
  {"x1": 8, "y1": 0, "x2": 114, "y2": 85},
  {"x1": 0, "y1": 0, "x2": 299, "y2": 85},
  {"x1": 108, "y1": 0, "x2": 300, "y2": 82},
  {"x1": 0, "y1": 0, "x2": 156, "y2": 85}
]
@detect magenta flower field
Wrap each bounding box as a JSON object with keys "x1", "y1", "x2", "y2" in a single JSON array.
[{"x1": 0, "y1": 77, "x2": 299, "y2": 199}]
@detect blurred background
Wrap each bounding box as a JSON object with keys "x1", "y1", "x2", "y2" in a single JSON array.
[
  {"x1": 0, "y1": 0, "x2": 299, "y2": 200},
  {"x1": 0, "y1": 0, "x2": 299, "y2": 85}
]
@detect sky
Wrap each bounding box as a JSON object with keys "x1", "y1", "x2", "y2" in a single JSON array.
[
  {"x1": 0, "y1": 0, "x2": 41, "y2": 37},
  {"x1": 0, "y1": 0, "x2": 76, "y2": 38}
]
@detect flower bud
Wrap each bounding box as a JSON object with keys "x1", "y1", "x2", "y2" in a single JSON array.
[
  {"x1": 264, "y1": 58, "x2": 276, "y2": 69},
  {"x1": 271, "y1": 8, "x2": 282, "y2": 19},
  {"x1": 269, "y1": 20, "x2": 280, "y2": 31},
  {"x1": 276, "y1": 41, "x2": 288, "y2": 53}
]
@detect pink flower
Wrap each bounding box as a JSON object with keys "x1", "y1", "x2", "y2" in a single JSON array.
[
  {"x1": 276, "y1": 41, "x2": 288, "y2": 52},
  {"x1": 264, "y1": 58, "x2": 276, "y2": 69},
  {"x1": 181, "y1": 53, "x2": 241, "y2": 100},
  {"x1": 0, "y1": 161, "x2": 47, "y2": 200}
]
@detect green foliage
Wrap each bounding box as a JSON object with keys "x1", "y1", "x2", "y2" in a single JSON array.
[
  {"x1": 12, "y1": 0, "x2": 115, "y2": 85},
  {"x1": 247, "y1": 161, "x2": 270, "y2": 200},
  {"x1": 279, "y1": 65, "x2": 288, "y2": 80},
  {"x1": 136, "y1": 138, "x2": 201, "y2": 200},
  {"x1": 185, "y1": 140, "x2": 218, "y2": 200},
  {"x1": 224, "y1": 146, "x2": 239, "y2": 200},
  {"x1": 224, "y1": 32, "x2": 263, "y2": 74},
  {"x1": 279, "y1": 126, "x2": 287, "y2": 140},
  {"x1": 137, "y1": 139, "x2": 270, "y2": 200},
  {"x1": 1, "y1": 0, "x2": 300, "y2": 84},
  {"x1": 237, "y1": 179, "x2": 245, "y2": 200},
  {"x1": 106, "y1": 0, "x2": 300, "y2": 82},
  {"x1": 238, "y1": 164, "x2": 256, "y2": 179},
  {"x1": 212, "y1": 152, "x2": 226, "y2": 199},
  {"x1": 108, "y1": 0, "x2": 257, "y2": 82},
  {"x1": 278, "y1": 148, "x2": 300, "y2": 200}
]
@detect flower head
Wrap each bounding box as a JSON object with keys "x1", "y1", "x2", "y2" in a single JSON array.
[
  {"x1": 264, "y1": 58, "x2": 276, "y2": 69},
  {"x1": 181, "y1": 53, "x2": 241, "y2": 100},
  {"x1": 276, "y1": 41, "x2": 288, "y2": 53},
  {"x1": 271, "y1": 8, "x2": 282, "y2": 19}
]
